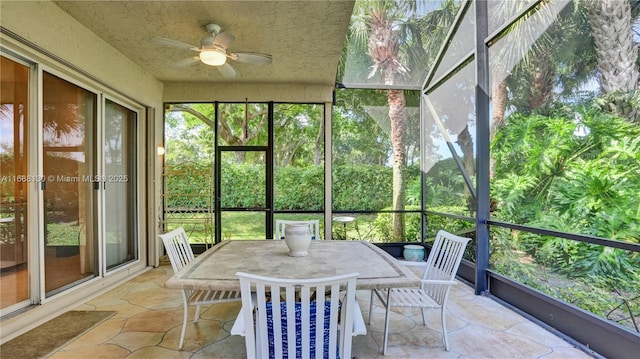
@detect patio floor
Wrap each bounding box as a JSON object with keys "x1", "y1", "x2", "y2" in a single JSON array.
[{"x1": 45, "y1": 261, "x2": 595, "y2": 359}]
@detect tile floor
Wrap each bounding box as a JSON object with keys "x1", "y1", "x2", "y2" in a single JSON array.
[{"x1": 47, "y1": 262, "x2": 595, "y2": 359}]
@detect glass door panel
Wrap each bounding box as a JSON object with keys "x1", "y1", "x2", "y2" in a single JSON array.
[
  {"x1": 213, "y1": 101, "x2": 273, "y2": 241},
  {"x1": 162, "y1": 103, "x2": 215, "y2": 247},
  {"x1": 0, "y1": 55, "x2": 30, "y2": 310},
  {"x1": 42, "y1": 72, "x2": 97, "y2": 296},
  {"x1": 104, "y1": 100, "x2": 137, "y2": 270},
  {"x1": 218, "y1": 150, "x2": 268, "y2": 239},
  {"x1": 220, "y1": 212, "x2": 266, "y2": 240},
  {"x1": 220, "y1": 151, "x2": 266, "y2": 208},
  {"x1": 217, "y1": 103, "x2": 268, "y2": 146}
]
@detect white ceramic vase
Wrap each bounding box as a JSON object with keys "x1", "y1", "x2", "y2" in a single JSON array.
[{"x1": 284, "y1": 223, "x2": 312, "y2": 257}]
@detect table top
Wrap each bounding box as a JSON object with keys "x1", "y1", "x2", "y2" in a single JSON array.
[{"x1": 165, "y1": 240, "x2": 420, "y2": 291}]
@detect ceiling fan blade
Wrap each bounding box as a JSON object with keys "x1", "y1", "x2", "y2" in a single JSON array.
[
  {"x1": 150, "y1": 37, "x2": 199, "y2": 51},
  {"x1": 218, "y1": 63, "x2": 238, "y2": 78},
  {"x1": 212, "y1": 31, "x2": 235, "y2": 49},
  {"x1": 171, "y1": 56, "x2": 200, "y2": 67},
  {"x1": 231, "y1": 52, "x2": 272, "y2": 65}
]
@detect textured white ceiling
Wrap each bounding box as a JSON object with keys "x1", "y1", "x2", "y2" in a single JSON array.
[{"x1": 53, "y1": 1, "x2": 355, "y2": 86}]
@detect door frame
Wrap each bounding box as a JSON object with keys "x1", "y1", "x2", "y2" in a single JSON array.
[{"x1": 214, "y1": 101, "x2": 274, "y2": 243}]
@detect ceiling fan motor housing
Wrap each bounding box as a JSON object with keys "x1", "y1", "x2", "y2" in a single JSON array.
[
  {"x1": 201, "y1": 36, "x2": 216, "y2": 47},
  {"x1": 205, "y1": 23, "x2": 222, "y2": 36}
]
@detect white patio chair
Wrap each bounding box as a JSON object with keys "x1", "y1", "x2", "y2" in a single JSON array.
[
  {"x1": 275, "y1": 219, "x2": 320, "y2": 240},
  {"x1": 369, "y1": 230, "x2": 470, "y2": 354},
  {"x1": 159, "y1": 227, "x2": 241, "y2": 349},
  {"x1": 231, "y1": 271, "x2": 366, "y2": 359}
]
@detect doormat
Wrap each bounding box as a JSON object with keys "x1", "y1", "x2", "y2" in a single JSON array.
[{"x1": 0, "y1": 310, "x2": 116, "y2": 359}]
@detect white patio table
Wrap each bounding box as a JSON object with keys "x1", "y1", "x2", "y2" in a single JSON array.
[{"x1": 164, "y1": 240, "x2": 420, "y2": 292}]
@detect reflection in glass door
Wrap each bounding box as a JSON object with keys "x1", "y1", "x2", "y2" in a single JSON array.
[
  {"x1": 0, "y1": 55, "x2": 30, "y2": 310},
  {"x1": 103, "y1": 100, "x2": 137, "y2": 270},
  {"x1": 42, "y1": 72, "x2": 98, "y2": 296}
]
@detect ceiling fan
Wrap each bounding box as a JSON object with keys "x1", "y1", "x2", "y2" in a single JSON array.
[{"x1": 151, "y1": 23, "x2": 272, "y2": 78}]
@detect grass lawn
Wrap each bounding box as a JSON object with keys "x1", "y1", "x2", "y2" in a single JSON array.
[
  {"x1": 163, "y1": 212, "x2": 385, "y2": 242},
  {"x1": 47, "y1": 212, "x2": 420, "y2": 246}
]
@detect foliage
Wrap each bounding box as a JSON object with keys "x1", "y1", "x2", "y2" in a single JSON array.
[
  {"x1": 492, "y1": 106, "x2": 640, "y2": 241},
  {"x1": 370, "y1": 207, "x2": 422, "y2": 242},
  {"x1": 165, "y1": 162, "x2": 423, "y2": 212},
  {"x1": 165, "y1": 103, "x2": 324, "y2": 167},
  {"x1": 221, "y1": 164, "x2": 266, "y2": 208},
  {"x1": 344, "y1": 0, "x2": 460, "y2": 86},
  {"x1": 490, "y1": 104, "x2": 640, "y2": 331},
  {"x1": 273, "y1": 104, "x2": 324, "y2": 166},
  {"x1": 332, "y1": 164, "x2": 392, "y2": 210},
  {"x1": 43, "y1": 222, "x2": 81, "y2": 245},
  {"x1": 275, "y1": 166, "x2": 324, "y2": 211},
  {"x1": 164, "y1": 162, "x2": 213, "y2": 210},
  {"x1": 424, "y1": 158, "x2": 469, "y2": 209},
  {"x1": 332, "y1": 88, "x2": 395, "y2": 167},
  {"x1": 490, "y1": 227, "x2": 639, "y2": 332},
  {"x1": 425, "y1": 210, "x2": 473, "y2": 236},
  {"x1": 425, "y1": 211, "x2": 475, "y2": 261}
]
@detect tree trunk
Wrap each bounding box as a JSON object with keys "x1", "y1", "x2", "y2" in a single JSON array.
[
  {"x1": 387, "y1": 89, "x2": 407, "y2": 240},
  {"x1": 587, "y1": 0, "x2": 638, "y2": 94},
  {"x1": 456, "y1": 125, "x2": 475, "y2": 213},
  {"x1": 366, "y1": 8, "x2": 409, "y2": 240},
  {"x1": 529, "y1": 60, "x2": 555, "y2": 110},
  {"x1": 587, "y1": 0, "x2": 639, "y2": 121},
  {"x1": 314, "y1": 116, "x2": 324, "y2": 166},
  {"x1": 490, "y1": 79, "x2": 508, "y2": 178}
]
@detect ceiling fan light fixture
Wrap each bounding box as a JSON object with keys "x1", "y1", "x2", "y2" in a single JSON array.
[{"x1": 200, "y1": 49, "x2": 226, "y2": 66}]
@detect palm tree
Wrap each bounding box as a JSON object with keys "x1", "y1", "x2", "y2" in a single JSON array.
[
  {"x1": 586, "y1": 0, "x2": 638, "y2": 94},
  {"x1": 488, "y1": 0, "x2": 640, "y2": 175},
  {"x1": 491, "y1": 0, "x2": 640, "y2": 133},
  {"x1": 585, "y1": 0, "x2": 640, "y2": 120},
  {"x1": 349, "y1": 0, "x2": 458, "y2": 239}
]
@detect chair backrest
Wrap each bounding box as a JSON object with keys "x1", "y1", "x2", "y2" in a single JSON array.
[
  {"x1": 422, "y1": 230, "x2": 471, "y2": 304},
  {"x1": 236, "y1": 271, "x2": 359, "y2": 359},
  {"x1": 275, "y1": 219, "x2": 320, "y2": 240},
  {"x1": 159, "y1": 227, "x2": 194, "y2": 273}
]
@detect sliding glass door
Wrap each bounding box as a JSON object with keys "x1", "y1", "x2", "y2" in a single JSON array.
[
  {"x1": 42, "y1": 72, "x2": 98, "y2": 296},
  {"x1": 0, "y1": 55, "x2": 30, "y2": 310},
  {"x1": 103, "y1": 100, "x2": 138, "y2": 270},
  {"x1": 0, "y1": 53, "x2": 141, "y2": 315},
  {"x1": 41, "y1": 72, "x2": 139, "y2": 297}
]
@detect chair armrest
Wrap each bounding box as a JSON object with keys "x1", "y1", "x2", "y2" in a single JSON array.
[
  {"x1": 230, "y1": 292, "x2": 257, "y2": 337},
  {"x1": 352, "y1": 297, "x2": 367, "y2": 337},
  {"x1": 230, "y1": 307, "x2": 246, "y2": 336}
]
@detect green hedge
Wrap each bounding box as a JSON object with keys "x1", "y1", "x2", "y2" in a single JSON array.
[
  {"x1": 164, "y1": 163, "x2": 405, "y2": 211},
  {"x1": 332, "y1": 165, "x2": 392, "y2": 210}
]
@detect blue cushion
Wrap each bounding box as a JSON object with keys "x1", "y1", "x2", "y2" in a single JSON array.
[{"x1": 265, "y1": 301, "x2": 340, "y2": 359}]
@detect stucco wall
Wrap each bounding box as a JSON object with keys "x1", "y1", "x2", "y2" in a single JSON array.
[
  {"x1": 0, "y1": 0, "x2": 165, "y2": 342},
  {"x1": 1, "y1": 0, "x2": 163, "y2": 106}
]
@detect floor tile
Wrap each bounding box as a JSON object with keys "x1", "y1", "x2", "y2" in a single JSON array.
[{"x1": 44, "y1": 264, "x2": 595, "y2": 359}]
